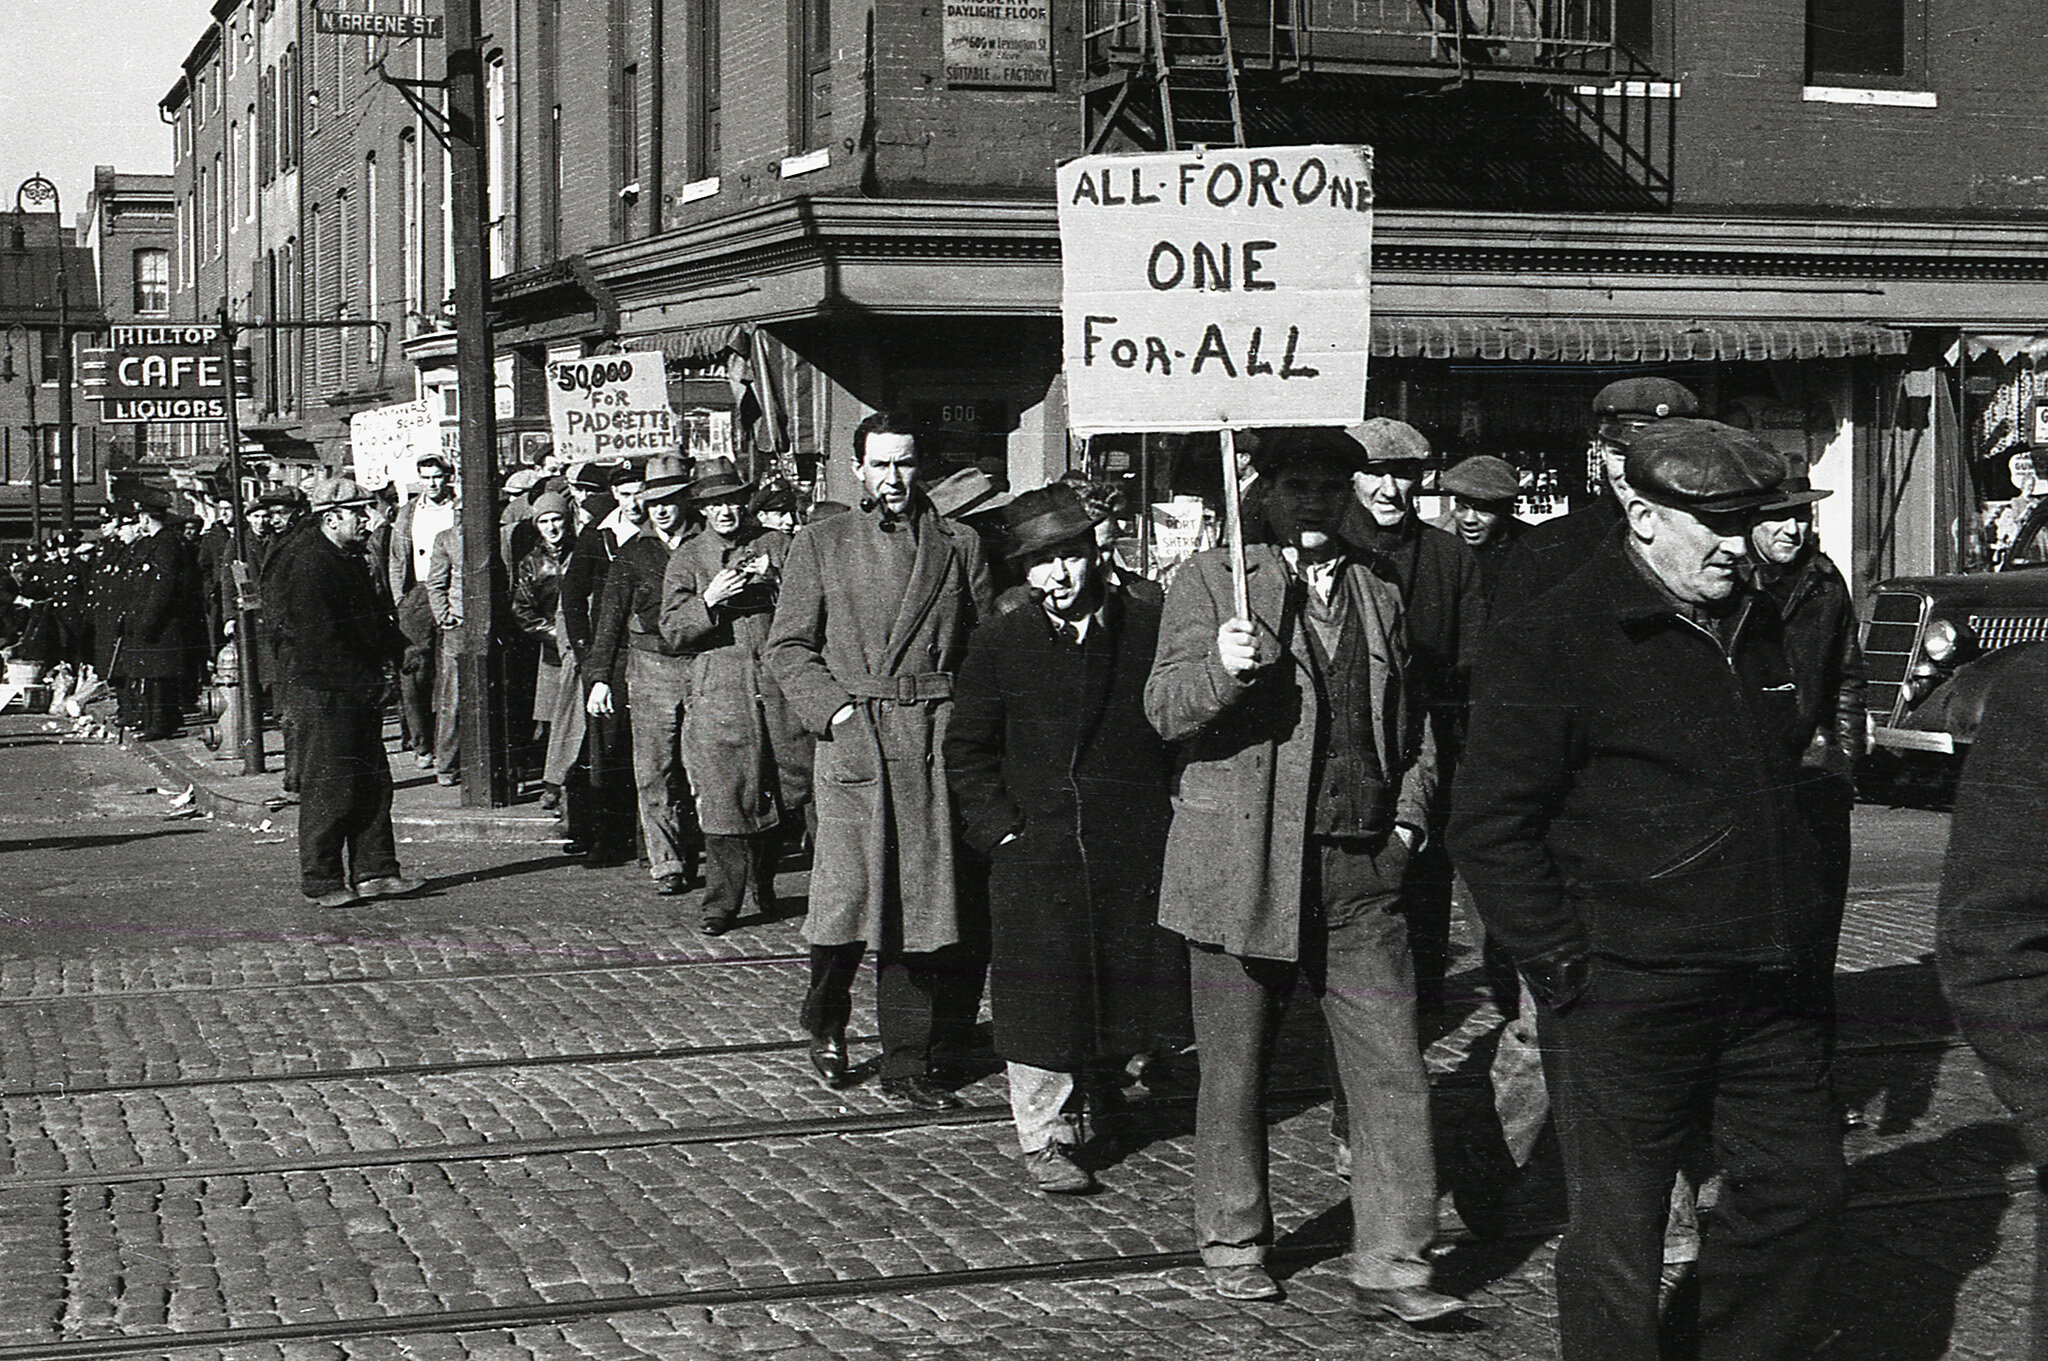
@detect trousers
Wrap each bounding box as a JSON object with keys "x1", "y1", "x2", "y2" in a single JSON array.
[
  {"x1": 432, "y1": 630, "x2": 460, "y2": 779},
  {"x1": 702, "y1": 832, "x2": 775, "y2": 926},
  {"x1": 1186, "y1": 837, "x2": 1437, "y2": 1289},
  {"x1": 625, "y1": 648, "x2": 692, "y2": 880},
  {"x1": 802, "y1": 940, "x2": 986, "y2": 1082},
  {"x1": 292, "y1": 684, "x2": 401, "y2": 897},
  {"x1": 1538, "y1": 960, "x2": 1845, "y2": 1361}
]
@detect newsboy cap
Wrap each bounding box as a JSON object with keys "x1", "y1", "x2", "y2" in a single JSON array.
[
  {"x1": 308, "y1": 477, "x2": 377, "y2": 512},
  {"x1": 1441, "y1": 455, "x2": 1521, "y2": 504},
  {"x1": 1594, "y1": 377, "x2": 1699, "y2": 427},
  {"x1": 529, "y1": 490, "x2": 573, "y2": 521},
  {"x1": 1344, "y1": 417, "x2": 1431, "y2": 465},
  {"x1": 1755, "y1": 474, "x2": 1832, "y2": 514},
  {"x1": 1625, "y1": 418, "x2": 1789, "y2": 515}
]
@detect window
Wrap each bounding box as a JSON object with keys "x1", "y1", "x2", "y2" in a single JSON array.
[
  {"x1": 176, "y1": 196, "x2": 193, "y2": 293},
  {"x1": 615, "y1": 61, "x2": 640, "y2": 238},
  {"x1": 240, "y1": 112, "x2": 255, "y2": 221},
  {"x1": 259, "y1": 68, "x2": 275, "y2": 184},
  {"x1": 487, "y1": 51, "x2": 511, "y2": 273},
  {"x1": 401, "y1": 131, "x2": 421, "y2": 326},
  {"x1": 283, "y1": 45, "x2": 300, "y2": 168},
  {"x1": 337, "y1": 189, "x2": 352, "y2": 381},
  {"x1": 38, "y1": 329, "x2": 60, "y2": 385},
  {"x1": 689, "y1": 0, "x2": 723, "y2": 181},
  {"x1": 364, "y1": 153, "x2": 380, "y2": 365},
  {"x1": 133, "y1": 249, "x2": 170, "y2": 314},
  {"x1": 280, "y1": 236, "x2": 296, "y2": 408},
  {"x1": 214, "y1": 152, "x2": 226, "y2": 255},
  {"x1": 790, "y1": 0, "x2": 830, "y2": 152},
  {"x1": 1807, "y1": 0, "x2": 1921, "y2": 84}
]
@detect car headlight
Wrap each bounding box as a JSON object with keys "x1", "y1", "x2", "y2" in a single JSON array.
[{"x1": 1922, "y1": 618, "x2": 1960, "y2": 662}]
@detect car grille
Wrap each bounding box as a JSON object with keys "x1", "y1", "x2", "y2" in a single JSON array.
[
  {"x1": 1967, "y1": 613, "x2": 2048, "y2": 653},
  {"x1": 1863, "y1": 591, "x2": 1927, "y2": 726}
]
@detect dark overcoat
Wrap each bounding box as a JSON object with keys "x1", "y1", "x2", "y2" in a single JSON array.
[
  {"x1": 659, "y1": 524, "x2": 802, "y2": 836},
  {"x1": 119, "y1": 527, "x2": 202, "y2": 680},
  {"x1": 92, "y1": 540, "x2": 133, "y2": 678},
  {"x1": 946, "y1": 585, "x2": 1187, "y2": 1070},
  {"x1": 765, "y1": 501, "x2": 994, "y2": 953}
]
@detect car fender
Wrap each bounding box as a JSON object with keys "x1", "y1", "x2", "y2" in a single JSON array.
[{"x1": 1902, "y1": 640, "x2": 2048, "y2": 744}]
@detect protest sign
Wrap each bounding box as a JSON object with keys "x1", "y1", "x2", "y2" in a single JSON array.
[
  {"x1": 1057, "y1": 145, "x2": 1373, "y2": 435},
  {"x1": 349, "y1": 399, "x2": 440, "y2": 491},
  {"x1": 546, "y1": 352, "x2": 677, "y2": 462}
]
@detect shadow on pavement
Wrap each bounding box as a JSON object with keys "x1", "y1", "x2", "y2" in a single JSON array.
[
  {"x1": 1804, "y1": 1120, "x2": 2027, "y2": 1360},
  {"x1": 1835, "y1": 960, "x2": 1955, "y2": 1136},
  {"x1": 0, "y1": 827, "x2": 211, "y2": 855}
]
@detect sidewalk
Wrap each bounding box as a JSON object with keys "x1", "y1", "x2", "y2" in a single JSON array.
[{"x1": 115, "y1": 706, "x2": 561, "y2": 845}]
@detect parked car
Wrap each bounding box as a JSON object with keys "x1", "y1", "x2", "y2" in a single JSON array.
[{"x1": 1862, "y1": 500, "x2": 2048, "y2": 794}]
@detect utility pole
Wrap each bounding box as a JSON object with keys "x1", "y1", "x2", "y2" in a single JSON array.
[
  {"x1": 218, "y1": 312, "x2": 265, "y2": 776},
  {"x1": 444, "y1": 0, "x2": 510, "y2": 807}
]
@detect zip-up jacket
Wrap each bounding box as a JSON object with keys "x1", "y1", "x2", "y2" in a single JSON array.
[{"x1": 1449, "y1": 534, "x2": 1823, "y2": 987}]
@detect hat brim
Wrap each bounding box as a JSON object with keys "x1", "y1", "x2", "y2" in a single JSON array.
[
  {"x1": 686, "y1": 477, "x2": 752, "y2": 504},
  {"x1": 1003, "y1": 509, "x2": 1110, "y2": 561},
  {"x1": 1641, "y1": 487, "x2": 1787, "y2": 516},
  {"x1": 315, "y1": 497, "x2": 376, "y2": 513},
  {"x1": 1756, "y1": 487, "x2": 1832, "y2": 511}
]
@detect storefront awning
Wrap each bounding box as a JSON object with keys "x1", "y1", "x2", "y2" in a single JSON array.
[{"x1": 1370, "y1": 317, "x2": 1913, "y2": 362}]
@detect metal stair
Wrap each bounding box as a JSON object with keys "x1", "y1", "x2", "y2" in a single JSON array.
[{"x1": 1150, "y1": 0, "x2": 1245, "y2": 149}]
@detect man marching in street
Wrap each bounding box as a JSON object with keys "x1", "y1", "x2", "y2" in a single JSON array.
[
  {"x1": 119, "y1": 488, "x2": 204, "y2": 742},
  {"x1": 660, "y1": 457, "x2": 803, "y2": 935},
  {"x1": 1451, "y1": 418, "x2": 1845, "y2": 1361},
  {"x1": 766, "y1": 412, "x2": 995, "y2": 1113},
  {"x1": 274, "y1": 478, "x2": 421, "y2": 910},
  {"x1": 946, "y1": 483, "x2": 1184, "y2": 1194},
  {"x1": 561, "y1": 462, "x2": 650, "y2": 867},
  {"x1": 1144, "y1": 429, "x2": 1460, "y2": 1321},
  {"x1": 586, "y1": 455, "x2": 700, "y2": 896}
]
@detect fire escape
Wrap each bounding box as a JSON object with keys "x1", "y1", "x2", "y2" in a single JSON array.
[{"x1": 1082, "y1": 0, "x2": 1675, "y2": 209}]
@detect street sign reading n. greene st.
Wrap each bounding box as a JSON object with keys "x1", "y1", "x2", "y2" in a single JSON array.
[
  {"x1": 313, "y1": 7, "x2": 444, "y2": 38},
  {"x1": 80, "y1": 325, "x2": 251, "y2": 423}
]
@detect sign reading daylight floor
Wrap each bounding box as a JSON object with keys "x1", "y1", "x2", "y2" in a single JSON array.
[
  {"x1": 942, "y1": 0, "x2": 1053, "y2": 87},
  {"x1": 545, "y1": 352, "x2": 677, "y2": 462},
  {"x1": 1057, "y1": 145, "x2": 1374, "y2": 434}
]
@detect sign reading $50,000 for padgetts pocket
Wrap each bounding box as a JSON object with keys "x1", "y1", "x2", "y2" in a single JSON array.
[{"x1": 1057, "y1": 145, "x2": 1373, "y2": 435}]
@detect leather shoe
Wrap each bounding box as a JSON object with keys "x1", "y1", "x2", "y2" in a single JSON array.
[
  {"x1": 1208, "y1": 1264, "x2": 1281, "y2": 1301},
  {"x1": 1022, "y1": 1142, "x2": 1095, "y2": 1194},
  {"x1": 879, "y1": 1074, "x2": 965, "y2": 1111},
  {"x1": 700, "y1": 915, "x2": 735, "y2": 937},
  {"x1": 807, "y1": 1031, "x2": 850, "y2": 1088},
  {"x1": 354, "y1": 875, "x2": 423, "y2": 899},
  {"x1": 309, "y1": 888, "x2": 361, "y2": 910},
  {"x1": 1351, "y1": 1283, "x2": 1467, "y2": 1325},
  {"x1": 654, "y1": 873, "x2": 689, "y2": 896}
]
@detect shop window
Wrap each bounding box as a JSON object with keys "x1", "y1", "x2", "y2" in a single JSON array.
[{"x1": 1806, "y1": 0, "x2": 1924, "y2": 86}]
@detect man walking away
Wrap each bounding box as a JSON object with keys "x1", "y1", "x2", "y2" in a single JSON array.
[
  {"x1": 766, "y1": 412, "x2": 994, "y2": 1113},
  {"x1": 1144, "y1": 429, "x2": 1459, "y2": 1321},
  {"x1": 947, "y1": 484, "x2": 1184, "y2": 1194},
  {"x1": 1452, "y1": 418, "x2": 1844, "y2": 1361},
  {"x1": 276, "y1": 478, "x2": 421, "y2": 910}
]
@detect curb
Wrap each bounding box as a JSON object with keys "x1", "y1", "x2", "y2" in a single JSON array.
[{"x1": 122, "y1": 733, "x2": 561, "y2": 844}]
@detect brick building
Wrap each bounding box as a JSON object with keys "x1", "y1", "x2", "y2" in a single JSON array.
[
  {"x1": 80, "y1": 168, "x2": 178, "y2": 480},
  {"x1": 153, "y1": 0, "x2": 2048, "y2": 593},
  {"x1": 0, "y1": 204, "x2": 111, "y2": 541}
]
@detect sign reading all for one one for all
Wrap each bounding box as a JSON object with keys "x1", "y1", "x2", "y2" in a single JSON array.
[
  {"x1": 1056, "y1": 145, "x2": 1373, "y2": 434},
  {"x1": 545, "y1": 352, "x2": 677, "y2": 462}
]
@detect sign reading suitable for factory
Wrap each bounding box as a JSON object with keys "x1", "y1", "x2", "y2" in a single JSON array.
[
  {"x1": 80, "y1": 324, "x2": 250, "y2": 423},
  {"x1": 942, "y1": 0, "x2": 1053, "y2": 87},
  {"x1": 313, "y1": 6, "x2": 444, "y2": 38},
  {"x1": 1056, "y1": 145, "x2": 1373, "y2": 434},
  {"x1": 545, "y1": 352, "x2": 677, "y2": 461},
  {"x1": 349, "y1": 399, "x2": 440, "y2": 491}
]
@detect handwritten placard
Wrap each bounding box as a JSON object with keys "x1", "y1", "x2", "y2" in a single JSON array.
[
  {"x1": 546, "y1": 353, "x2": 678, "y2": 461},
  {"x1": 1057, "y1": 145, "x2": 1373, "y2": 434}
]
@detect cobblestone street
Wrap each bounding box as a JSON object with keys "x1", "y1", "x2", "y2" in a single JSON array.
[{"x1": 0, "y1": 713, "x2": 2034, "y2": 1360}]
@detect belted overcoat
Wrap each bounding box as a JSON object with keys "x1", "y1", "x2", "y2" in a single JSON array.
[{"x1": 764, "y1": 500, "x2": 993, "y2": 953}]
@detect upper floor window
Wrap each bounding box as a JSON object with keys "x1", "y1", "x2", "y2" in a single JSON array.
[
  {"x1": 134, "y1": 249, "x2": 171, "y2": 315},
  {"x1": 1807, "y1": 0, "x2": 1924, "y2": 86}
]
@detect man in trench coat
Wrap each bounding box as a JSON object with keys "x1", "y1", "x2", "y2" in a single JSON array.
[
  {"x1": 946, "y1": 484, "x2": 1185, "y2": 1193},
  {"x1": 1145, "y1": 430, "x2": 1458, "y2": 1320},
  {"x1": 765, "y1": 412, "x2": 995, "y2": 1112}
]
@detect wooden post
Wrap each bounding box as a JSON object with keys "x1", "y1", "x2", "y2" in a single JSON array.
[{"x1": 1219, "y1": 428, "x2": 1250, "y2": 620}]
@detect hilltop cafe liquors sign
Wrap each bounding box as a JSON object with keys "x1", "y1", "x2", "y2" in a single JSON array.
[{"x1": 81, "y1": 324, "x2": 251, "y2": 422}]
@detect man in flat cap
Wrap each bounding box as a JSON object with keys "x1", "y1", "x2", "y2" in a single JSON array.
[
  {"x1": 766, "y1": 412, "x2": 995, "y2": 1113},
  {"x1": 1431, "y1": 454, "x2": 1530, "y2": 608},
  {"x1": 586, "y1": 454, "x2": 701, "y2": 895},
  {"x1": 1491, "y1": 377, "x2": 1700, "y2": 616},
  {"x1": 274, "y1": 478, "x2": 420, "y2": 909},
  {"x1": 1451, "y1": 418, "x2": 1843, "y2": 1361},
  {"x1": 1145, "y1": 428, "x2": 1460, "y2": 1321}
]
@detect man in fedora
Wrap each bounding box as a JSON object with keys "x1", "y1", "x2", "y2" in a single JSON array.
[
  {"x1": 766, "y1": 412, "x2": 995, "y2": 1112},
  {"x1": 274, "y1": 478, "x2": 420, "y2": 909},
  {"x1": 661, "y1": 457, "x2": 803, "y2": 933},
  {"x1": 1452, "y1": 419, "x2": 1844, "y2": 1361},
  {"x1": 946, "y1": 483, "x2": 1183, "y2": 1194},
  {"x1": 1145, "y1": 429, "x2": 1459, "y2": 1320},
  {"x1": 587, "y1": 454, "x2": 700, "y2": 894}
]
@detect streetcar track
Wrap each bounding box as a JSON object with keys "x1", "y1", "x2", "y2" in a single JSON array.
[
  {"x1": 0, "y1": 1030, "x2": 1963, "y2": 1105},
  {"x1": 0, "y1": 952, "x2": 812, "y2": 1008},
  {"x1": 0, "y1": 1172, "x2": 2029, "y2": 1361}
]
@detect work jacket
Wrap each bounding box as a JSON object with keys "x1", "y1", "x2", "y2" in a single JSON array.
[
  {"x1": 1753, "y1": 541, "x2": 1866, "y2": 774},
  {"x1": 272, "y1": 529, "x2": 406, "y2": 691}
]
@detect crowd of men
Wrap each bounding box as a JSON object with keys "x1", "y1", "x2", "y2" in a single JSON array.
[{"x1": 8, "y1": 374, "x2": 2046, "y2": 1360}]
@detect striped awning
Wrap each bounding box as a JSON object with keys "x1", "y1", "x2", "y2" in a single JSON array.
[{"x1": 1370, "y1": 317, "x2": 1912, "y2": 363}]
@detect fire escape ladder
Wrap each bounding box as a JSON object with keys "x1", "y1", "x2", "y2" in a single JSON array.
[{"x1": 1149, "y1": 0, "x2": 1245, "y2": 149}]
